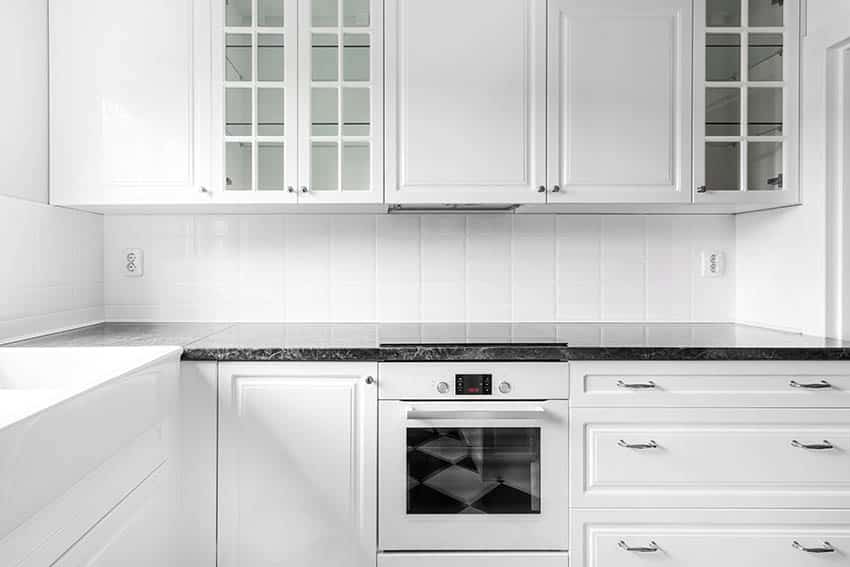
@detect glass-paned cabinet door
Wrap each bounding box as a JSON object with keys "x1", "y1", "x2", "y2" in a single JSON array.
[
  {"x1": 298, "y1": 0, "x2": 383, "y2": 202},
  {"x1": 694, "y1": 0, "x2": 799, "y2": 204},
  {"x1": 217, "y1": 0, "x2": 299, "y2": 201}
]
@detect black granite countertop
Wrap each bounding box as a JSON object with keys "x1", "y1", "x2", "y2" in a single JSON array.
[{"x1": 8, "y1": 322, "x2": 850, "y2": 361}]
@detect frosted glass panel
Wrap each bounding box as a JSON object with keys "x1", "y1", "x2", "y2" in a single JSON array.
[
  {"x1": 226, "y1": 34, "x2": 252, "y2": 82},
  {"x1": 313, "y1": 34, "x2": 339, "y2": 81},
  {"x1": 312, "y1": 0, "x2": 337, "y2": 27},
  {"x1": 706, "y1": 142, "x2": 740, "y2": 191},
  {"x1": 706, "y1": 0, "x2": 740, "y2": 27},
  {"x1": 343, "y1": 88, "x2": 370, "y2": 136},
  {"x1": 226, "y1": 142, "x2": 252, "y2": 190},
  {"x1": 748, "y1": 142, "x2": 782, "y2": 191},
  {"x1": 226, "y1": 88, "x2": 252, "y2": 136},
  {"x1": 258, "y1": 0, "x2": 284, "y2": 27},
  {"x1": 258, "y1": 88, "x2": 284, "y2": 136},
  {"x1": 312, "y1": 88, "x2": 339, "y2": 136},
  {"x1": 706, "y1": 88, "x2": 740, "y2": 136},
  {"x1": 343, "y1": 143, "x2": 370, "y2": 191},
  {"x1": 749, "y1": 34, "x2": 783, "y2": 82},
  {"x1": 343, "y1": 34, "x2": 370, "y2": 81},
  {"x1": 749, "y1": 0, "x2": 783, "y2": 27},
  {"x1": 311, "y1": 143, "x2": 339, "y2": 191},
  {"x1": 748, "y1": 88, "x2": 782, "y2": 136},
  {"x1": 706, "y1": 34, "x2": 740, "y2": 82},
  {"x1": 258, "y1": 34, "x2": 285, "y2": 82},
  {"x1": 258, "y1": 143, "x2": 284, "y2": 190},
  {"x1": 226, "y1": 0, "x2": 252, "y2": 27},
  {"x1": 344, "y1": 0, "x2": 370, "y2": 27}
]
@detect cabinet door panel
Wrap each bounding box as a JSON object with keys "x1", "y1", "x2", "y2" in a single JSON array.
[
  {"x1": 548, "y1": 0, "x2": 692, "y2": 203},
  {"x1": 386, "y1": 0, "x2": 546, "y2": 204},
  {"x1": 49, "y1": 0, "x2": 201, "y2": 205},
  {"x1": 218, "y1": 362, "x2": 377, "y2": 567}
]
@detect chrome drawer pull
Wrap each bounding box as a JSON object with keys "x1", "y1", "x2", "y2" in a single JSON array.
[
  {"x1": 617, "y1": 380, "x2": 657, "y2": 389},
  {"x1": 790, "y1": 379, "x2": 832, "y2": 389},
  {"x1": 791, "y1": 440, "x2": 834, "y2": 450},
  {"x1": 618, "y1": 540, "x2": 659, "y2": 553},
  {"x1": 793, "y1": 541, "x2": 835, "y2": 554},
  {"x1": 618, "y1": 439, "x2": 659, "y2": 450}
]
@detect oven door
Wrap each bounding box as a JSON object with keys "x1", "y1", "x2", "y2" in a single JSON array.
[{"x1": 378, "y1": 400, "x2": 569, "y2": 551}]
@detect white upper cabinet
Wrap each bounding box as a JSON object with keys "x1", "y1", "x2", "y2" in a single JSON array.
[
  {"x1": 212, "y1": 0, "x2": 384, "y2": 204},
  {"x1": 547, "y1": 0, "x2": 693, "y2": 204},
  {"x1": 694, "y1": 0, "x2": 800, "y2": 206},
  {"x1": 385, "y1": 0, "x2": 547, "y2": 205},
  {"x1": 298, "y1": 0, "x2": 384, "y2": 203},
  {"x1": 49, "y1": 0, "x2": 210, "y2": 207}
]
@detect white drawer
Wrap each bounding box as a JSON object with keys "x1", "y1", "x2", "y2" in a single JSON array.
[
  {"x1": 569, "y1": 361, "x2": 850, "y2": 407},
  {"x1": 572, "y1": 509, "x2": 850, "y2": 567},
  {"x1": 571, "y1": 408, "x2": 850, "y2": 508}
]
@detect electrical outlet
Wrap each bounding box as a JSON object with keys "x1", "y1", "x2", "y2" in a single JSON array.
[
  {"x1": 701, "y1": 250, "x2": 725, "y2": 278},
  {"x1": 124, "y1": 248, "x2": 144, "y2": 277}
]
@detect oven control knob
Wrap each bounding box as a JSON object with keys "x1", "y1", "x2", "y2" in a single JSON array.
[
  {"x1": 436, "y1": 381, "x2": 450, "y2": 394},
  {"x1": 498, "y1": 381, "x2": 512, "y2": 394}
]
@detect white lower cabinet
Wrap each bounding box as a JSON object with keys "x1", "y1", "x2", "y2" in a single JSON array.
[
  {"x1": 571, "y1": 407, "x2": 850, "y2": 509},
  {"x1": 378, "y1": 553, "x2": 569, "y2": 567},
  {"x1": 217, "y1": 362, "x2": 378, "y2": 567},
  {"x1": 53, "y1": 464, "x2": 177, "y2": 567},
  {"x1": 571, "y1": 509, "x2": 850, "y2": 567}
]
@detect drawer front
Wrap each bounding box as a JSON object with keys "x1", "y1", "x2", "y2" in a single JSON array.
[
  {"x1": 378, "y1": 553, "x2": 568, "y2": 567},
  {"x1": 572, "y1": 509, "x2": 850, "y2": 567},
  {"x1": 571, "y1": 408, "x2": 850, "y2": 508},
  {"x1": 569, "y1": 362, "x2": 850, "y2": 408}
]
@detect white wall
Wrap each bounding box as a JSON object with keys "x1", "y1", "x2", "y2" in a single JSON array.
[
  {"x1": 103, "y1": 214, "x2": 735, "y2": 323},
  {"x1": 0, "y1": 196, "x2": 104, "y2": 343},
  {"x1": 736, "y1": 0, "x2": 850, "y2": 336},
  {"x1": 0, "y1": 0, "x2": 48, "y2": 203}
]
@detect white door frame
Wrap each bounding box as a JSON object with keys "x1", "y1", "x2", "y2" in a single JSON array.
[{"x1": 826, "y1": 39, "x2": 850, "y2": 340}]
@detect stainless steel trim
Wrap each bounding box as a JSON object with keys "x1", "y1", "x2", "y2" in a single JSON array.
[
  {"x1": 618, "y1": 540, "x2": 660, "y2": 553},
  {"x1": 406, "y1": 407, "x2": 546, "y2": 420},
  {"x1": 791, "y1": 440, "x2": 835, "y2": 450},
  {"x1": 618, "y1": 439, "x2": 659, "y2": 450},
  {"x1": 617, "y1": 380, "x2": 657, "y2": 389},
  {"x1": 789, "y1": 379, "x2": 832, "y2": 389},
  {"x1": 792, "y1": 541, "x2": 835, "y2": 554}
]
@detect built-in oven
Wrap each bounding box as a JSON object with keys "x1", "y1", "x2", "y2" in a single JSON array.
[{"x1": 378, "y1": 362, "x2": 570, "y2": 556}]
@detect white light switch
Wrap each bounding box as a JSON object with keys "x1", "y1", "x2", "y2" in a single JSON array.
[
  {"x1": 701, "y1": 250, "x2": 725, "y2": 278},
  {"x1": 124, "y1": 248, "x2": 144, "y2": 277}
]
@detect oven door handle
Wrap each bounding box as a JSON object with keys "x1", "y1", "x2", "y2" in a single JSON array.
[{"x1": 405, "y1": 407, "x2": 546, "y2": 420}]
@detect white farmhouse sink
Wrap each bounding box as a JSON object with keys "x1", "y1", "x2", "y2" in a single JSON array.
[{"x1": 0, "y1": 346, "x2": 181, "y2": 557}]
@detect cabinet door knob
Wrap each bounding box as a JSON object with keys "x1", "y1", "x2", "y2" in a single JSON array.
[
  {"x1": 696, "y1": 185, "x2": 708, "y2": 193},
  {"x1": 618, "y1": 540, "x2": 659, "y2": 553},
  {"x1": 200, "y1": 186, "x2": 210, "y2": 194},
  {"x1": 552, "y1": 185, "x2": 561, "y2": 193},
  {"x1": 537, "y1": 185, "x2": 546, "y2": 193},
  {"x1": 287, "y1": 186, "x2": 295, "y2": 193},
  {"x1": 793, "y1": 541, "x2": 835, "y2": 554},
  {"x1": 365, "y1": 376, "x2": 375, "y2": 385},
  {"x1": 301, "y1": 186, "x2": 310, "y2": 193}
]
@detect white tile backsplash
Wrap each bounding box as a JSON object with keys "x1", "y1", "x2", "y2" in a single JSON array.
[
  {"x1": 103, "y1": 214, "x2": 736, "y2": 323},
  {"x1": 0, "y1": 196, "x2": 104, "y2": 342}
]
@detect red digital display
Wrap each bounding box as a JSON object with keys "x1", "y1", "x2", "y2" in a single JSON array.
[{"x1": 456, "y1": 374, "x2": 492, "y2": 395}]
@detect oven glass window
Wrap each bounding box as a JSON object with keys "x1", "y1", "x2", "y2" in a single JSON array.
[{"x1": 406, "y1": 428, "x2": 541, "y2": 515}]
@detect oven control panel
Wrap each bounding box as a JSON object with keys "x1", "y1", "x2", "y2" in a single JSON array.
[{"x1": 455, "y1": 374, "x2": 492, "y2": 395}]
